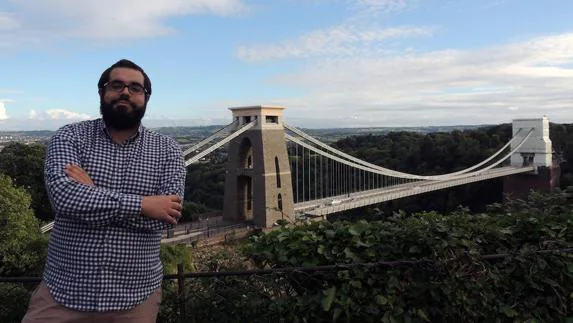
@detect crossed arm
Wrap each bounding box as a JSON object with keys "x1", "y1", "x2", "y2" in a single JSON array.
[
  {"x1": 45, "y1": 130, "x2": 185, "y2": 231},
  {"x1": 65, "y1": 164, "x2": 183, "y2": 227}
]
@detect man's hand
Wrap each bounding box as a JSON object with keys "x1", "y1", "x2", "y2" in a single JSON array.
[
  {"x1": 65, "y1": 164, "x2": 95, "y2": 186},
  {"x1": 141, "y1": 195, "x2": 183, "y2": 225}
]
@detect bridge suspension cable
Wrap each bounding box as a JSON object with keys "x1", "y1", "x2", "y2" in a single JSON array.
[
  {"x1": 285, "y1": 124, "x2": 531, "y2": 180},
  {"x1": 182, "y1": 120, "x2": 238, "y2": 158},
  {"x1": 287, "y1": 135, "x2": 416, "y2": 204},
  {"x1": 285, "y1": 128, "x2": 533, "y2": 181},
  {"x1": 184, "y1": 121, "x2": 256, "y2": 166},
  {"x1": 455, "y1": 128, "x2": 534, "y2": 176}
]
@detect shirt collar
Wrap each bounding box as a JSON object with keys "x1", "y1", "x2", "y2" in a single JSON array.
[{"x1": 98, "y1": 118, "x2": 143, "y2": 144}]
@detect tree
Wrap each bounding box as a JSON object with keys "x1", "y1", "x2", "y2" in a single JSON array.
[
  {"x1": 0, "y1": 173, "x2": 48, "y2": 322},
  {"x1": 0, "y1": 173, "x2": 48, "y2": 276},
  {"x1": 0, "y1": 143, "x2": 53, "y2": 222},
  {"x1": 180, "y1": 201, "x2": 208, "y2": 222}
]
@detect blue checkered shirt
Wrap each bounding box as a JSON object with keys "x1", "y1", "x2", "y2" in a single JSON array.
[{"x1": 42, "y1": 118, "x2": 186, "y2": 312}]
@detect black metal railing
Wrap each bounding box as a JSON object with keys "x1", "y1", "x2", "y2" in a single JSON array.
[{"x1": 2, "y1": 248, "x2": 573, "y2": 323}]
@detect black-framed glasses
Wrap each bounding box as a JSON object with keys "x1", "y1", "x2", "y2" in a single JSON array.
[{"x1": 104, "y1": 80, "x2": 147, "y2": 95}]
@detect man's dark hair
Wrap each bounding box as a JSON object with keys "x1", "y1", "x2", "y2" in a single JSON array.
[{"x1": 98, "y1": 59, "x2": 152, "y2": 98}]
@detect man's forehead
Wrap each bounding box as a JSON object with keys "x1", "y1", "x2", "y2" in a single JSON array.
[{"x1": 109, "y1": 67, "x2": 144, "y2": 83}]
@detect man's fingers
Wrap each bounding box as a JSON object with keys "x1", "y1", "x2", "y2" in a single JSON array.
[
  {"x1": 167, "y1": 208, "x2": 181, "y2": 218},
  {"x1": 66, "y1": 165, "x2": 84, "y2": 178},
  {"x1": 170, "y1": 202, "x2": 183, "y2": 212},
  {"x1": 66, "y1": 165, "x2": 87, "y2": 175},
  {"x1": 166, "y1": 211, "x2": 179, "y2": 223},
  {"x1": 66, "y1": 165, "x2": 94, "y2": 182},
  {"x1": 66, "y1": 164, "x2": 82, "y2": 172},
  {"x1": 65, "y1": 165, "x2": 78, "y2": 175},
  {"x1": 164, "y1": 215, "x2": 177, "y2": 225},
  {"x1": 169, "y1": 195, "x2": 182, "y2": 203},
  {"x1": 65, "y1": 167, "x2": 83, "y2": 180}
]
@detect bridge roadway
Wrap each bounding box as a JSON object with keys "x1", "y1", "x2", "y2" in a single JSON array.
[{"x1": 294, "y1": 166, "x2": 536, "y2": 217}]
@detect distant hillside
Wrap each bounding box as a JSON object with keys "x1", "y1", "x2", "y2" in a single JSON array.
[{"x1": 300, "y1": 125, "x2": 492, "y2": 143}]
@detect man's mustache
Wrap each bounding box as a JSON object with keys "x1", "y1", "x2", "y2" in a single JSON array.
[{"x1": 111, "y1": 96, "x2": 137, "y2": 109}]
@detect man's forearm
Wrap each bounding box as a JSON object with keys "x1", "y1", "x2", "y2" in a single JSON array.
[
  {"x1": 46, "y1": 173, "x2": 142, "y2": 227},
  {"x1": 119, "y1": 140, "x2": 186, "y2": 232}
]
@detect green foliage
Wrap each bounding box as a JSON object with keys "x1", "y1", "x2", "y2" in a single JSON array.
[
  {"x1": 158, "y1": 243, "x2": 260, "y2": 323},
  {"x1": 0, "y1": 283, "x2": 34, "y2": 323},
  {"x1": 180, "y1": 201, "x2": 208, "y2": 222},
  {"x1": 0, "y1": 174, "x2": 48, "y2": 323},
  {"x1": 160, "y1": 244, "x2": 195, "y2": 275},
  {"x1": 0, "y1": 143, "x2": 52, "y2": 222},
  {"x1": 242, "y1": 189, "x2": 573, "y2": 322},
  {"x1": 0, "y1": 174, "x2": 48, "y2": 276},
  {"x1": 333, "y1": 125, "x2": 511, "y2": 176},
  {"x1": 184, "y1": 162, "x2": 226, "y2": 210},
  {"x1": 276, "y1": 219, "x2": 290, "y2": 226},
  {"x1": 158, "y1": 245, "x2": 197, "y2": 322}
]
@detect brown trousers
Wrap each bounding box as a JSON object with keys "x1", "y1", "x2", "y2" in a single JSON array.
[{"x1": 21, "y1": 282, "x2": 162, "y2": 323}]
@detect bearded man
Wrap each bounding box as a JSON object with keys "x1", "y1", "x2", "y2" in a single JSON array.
[{"x1": 22, "y1": 59, "x2": 186, "y2": 323}]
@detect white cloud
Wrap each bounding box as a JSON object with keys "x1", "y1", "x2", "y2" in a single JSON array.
[
  {"x1": 0, "y1": 13, "x2": 20, "y2": 30},
  {"x1": 28, "y1": 109, "x2": 91, "y2": 120},
  {"x1": 268, "y1": 33, "x2": 573, "y2": 127},
  {"x1": 348, "y1": 0, "x2": 411, "y2": 15},
  {"x1": 237, "y1": 25, "x2": 433, "y2": 61},
  {"x1": 237, "y1": 0, "x2": 424, "y2": 62},
  {"x1": 0, "y1": 88, "x2": 24, "y2": 94},
  {"x1": 483, "y1": 0, "x2": 508, "y2": 10},
  {"x1": 0, "y1": 102, "x2": 9, "y2": 120},
  {"x1": 1, "y1": 0, "x2": 248, "y2": 44}
]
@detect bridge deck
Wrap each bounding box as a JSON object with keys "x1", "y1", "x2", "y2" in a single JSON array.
[{"x1": 295, "y1": 166, "x2": 535, "y2": 217}]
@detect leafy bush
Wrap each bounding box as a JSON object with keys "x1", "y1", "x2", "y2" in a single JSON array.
[
  {"x1": 242, "y1": 189, "x2": 573, "y2": 322},
  {"x1": 160, "y1": 244, "x2": 195, "y2": 275},
  {"x1": 0, "y1": 283, "x2": 34, "y2": 323},
  {"x1": 0, "y1": 174, "x2": 48, "y2": 276},
  {"x1": 180, "y1": 201, "x2": 208, "y2": 222},
  {"x1": 0, "y1": 174, "x2": 48, "y2": 323}
]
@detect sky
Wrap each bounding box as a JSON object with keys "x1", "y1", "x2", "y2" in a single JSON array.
[{"x1": 0, "y1": 0, "x2": 572, "y2": 131}]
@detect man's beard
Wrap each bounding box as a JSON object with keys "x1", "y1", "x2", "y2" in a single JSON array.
[{"x1": 100, "y1": 95, "x2": 146, "y2": 130}]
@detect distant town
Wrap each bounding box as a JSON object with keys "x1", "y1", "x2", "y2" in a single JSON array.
[{"x1": 0, "y1": 132, "x2": 52, "y2": 151}]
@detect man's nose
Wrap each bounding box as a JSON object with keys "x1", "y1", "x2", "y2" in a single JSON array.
[{"x1": 119, "y1": 86, "x2": 131, "y2": 95}]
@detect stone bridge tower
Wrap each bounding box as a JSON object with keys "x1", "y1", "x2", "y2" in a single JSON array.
[
  {"x1": 504, "y1": 116, "x2": 560, "y2": 198},
  {"x1": 510, "y1": 117, "x2": 552, "y2": 168},
  {"x1": 223, "y1": 105, "x2": 295, "y2": 227}
]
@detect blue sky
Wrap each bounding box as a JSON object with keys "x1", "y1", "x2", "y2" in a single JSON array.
[{"x1": 1, "y1": 0, "x2": 572, "y2": 130}]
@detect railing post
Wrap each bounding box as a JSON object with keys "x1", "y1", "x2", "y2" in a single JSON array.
[{"x1": 177, "y1": 262, "x2": 186, "y2": 319}]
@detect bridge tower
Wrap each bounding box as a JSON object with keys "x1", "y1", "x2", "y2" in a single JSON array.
[
  {"x1": 510, "y1": 117, "x2": 552, "y2": 168},
  {"x1": 223, "y1": 105, "x2": 295, "y2": 227},
  {"x1": 504, "y1": 116, "x2": 560, "y2": 198}
]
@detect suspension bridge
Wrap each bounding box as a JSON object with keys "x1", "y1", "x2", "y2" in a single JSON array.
[{"x1": 41, "y1": 106, "x2": 557, "y2": 232}]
